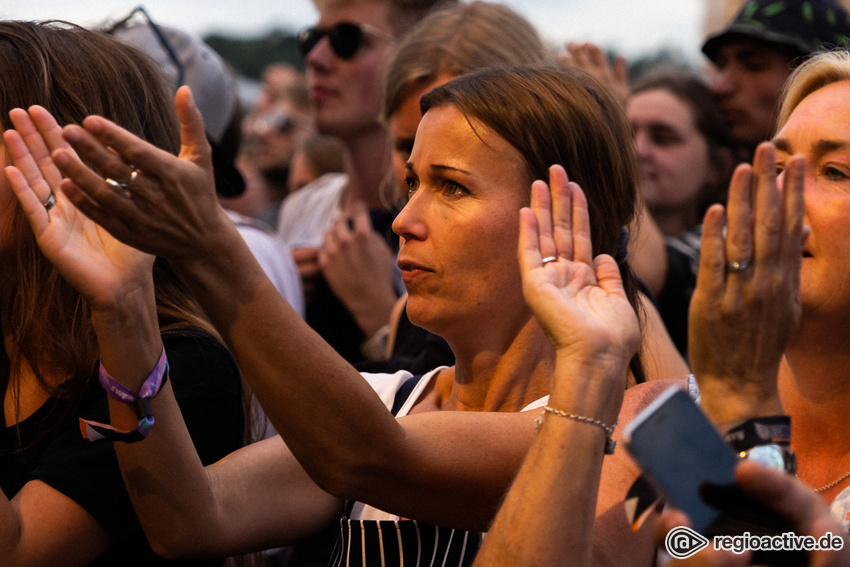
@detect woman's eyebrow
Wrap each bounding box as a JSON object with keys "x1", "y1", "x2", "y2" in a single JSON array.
[
  {"x1": 429, "y1": 164, "x2": 472, "y2": 175},
  {"x1": 772, "y1": 138, "x2": 792, "y2": 154}
]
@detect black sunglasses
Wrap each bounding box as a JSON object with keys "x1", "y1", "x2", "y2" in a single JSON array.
[{"x1": 297, "y1": 22, "x2": 391, "y2": 60}]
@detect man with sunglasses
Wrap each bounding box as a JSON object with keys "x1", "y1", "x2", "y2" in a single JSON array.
[{"x1": 277, "y1": 0, "x2": 455, "y2": 364}]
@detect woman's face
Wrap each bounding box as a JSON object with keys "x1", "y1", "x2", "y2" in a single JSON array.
[
  {"x1": 774, "y1": 80, "x2": 850, "y2": 320},
  {"x1": 627, "y1": 88, "x2": 711, "y2": 217},
  {"x1": 392, "y1": 104, "x2": 531, "y2": 338}
]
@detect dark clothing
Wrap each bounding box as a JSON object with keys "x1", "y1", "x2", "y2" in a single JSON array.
[
  {"x1": 657, "y1": 226, "x2": 702, "y2": 358},
  {"x1": 0, "y1": 329, "x2": 245, "y2": 566},
  {"x1": 354, "y1": 306, "x2": 454, "y2": 375},
  {"x1": 307, "y1": 208, "x2": 399, "y2": 364}
]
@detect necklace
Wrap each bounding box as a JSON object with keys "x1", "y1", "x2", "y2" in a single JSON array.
[{"x1": 799, "y1": 471, "x2": 850, "y2": 493}]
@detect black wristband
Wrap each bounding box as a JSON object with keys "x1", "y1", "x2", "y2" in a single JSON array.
[{"x1": 722, "y1": 415, "x2": 790, "y2": 452}]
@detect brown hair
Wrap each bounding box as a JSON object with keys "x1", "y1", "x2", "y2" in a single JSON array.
[
  {"x1": 630, "y1": 70, "x2": 736, "y2": 219},
  {"x1": 776, "y1": 49, "x2": 850, "y2": 131},
  {"x1": 312, "y1": 0, "x2": 459, "y2": 37},
  {"x1": 0, "y1": 21, "x2": 217, "y2": 437},
  {"x1": 297, "y1": 133, "x2": 346, "y2": 177},
  {"x1": 421, "y1": 65, "x2": 646, "y2": 381},
  {"x1": 383, "y1": 1, "x2": 552, "y2": 121}
]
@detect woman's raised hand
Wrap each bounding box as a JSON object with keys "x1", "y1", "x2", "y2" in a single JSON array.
[
  {"x1": 50, "y1": 86, "x2": 232, "y2": 264},
  {"x1": 688, "y1": 143, "x2": 806, "y2": 424},
  {"x1": 4, "y1": 106, "x2": 154, "y2": 312},
  {"x1": 519, "y1": 164, "x2": 640, "y2": 365}
]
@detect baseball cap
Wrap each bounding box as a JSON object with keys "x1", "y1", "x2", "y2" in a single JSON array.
[
  {"x1": 702, "y1": 0, "x2": 850, "y2": 63},
  {"x1": 108, "y1": 7, "x2": 245, "y2": 197}
]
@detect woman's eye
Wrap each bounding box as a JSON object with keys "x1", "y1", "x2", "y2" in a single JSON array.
[
  {"x1": 405, "y1": 176, "x2": 419, "y2": 194},
  {"x1": 443, "y1": 181, "x2": 465, "y2": 196},
  {"x1": 823, "y1": 166, "x2": 849, "y2": 181}
]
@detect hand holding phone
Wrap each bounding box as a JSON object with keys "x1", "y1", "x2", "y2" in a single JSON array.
[{"x1": 623, "y1": 387, "x2": 807, "y2": 566}]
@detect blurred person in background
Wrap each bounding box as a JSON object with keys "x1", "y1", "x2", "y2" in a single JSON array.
[
  {"x1": 702, "y1": 0, "x2": 850, "y2": 158},
  {"x1": 287, "y1": 133, "x2": 346, "y2": 195},
  {"x1": 276, "y1": 0, "x2": 456, "y2": 364},
  {"x1": 626, "y1": 71, "x2": 736, "y2": 356},
  {"x1": 242, "y1": 76, "x2": 315, "y2": 228}
]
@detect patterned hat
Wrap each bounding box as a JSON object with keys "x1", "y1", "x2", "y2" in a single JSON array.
[{"x1": 702, "y1": 0, "x2": 850, "y2": 62}]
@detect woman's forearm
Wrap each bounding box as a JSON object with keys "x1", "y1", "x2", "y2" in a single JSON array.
[
  {"x1": 174, "y1": 228, "x2": 408, "y2": 488},
  {"x1": 474, "y1": 358, "x2": 624, "y2": 566}
]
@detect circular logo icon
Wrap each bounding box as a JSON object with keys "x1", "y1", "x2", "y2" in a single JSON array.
[{"x1": 665, "y1": 526, "x2": 710, "y2": 559}]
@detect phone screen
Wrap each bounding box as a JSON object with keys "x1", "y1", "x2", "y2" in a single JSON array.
[{"x1": 623, "y1": 386, "x2": 737, "y2": 533}]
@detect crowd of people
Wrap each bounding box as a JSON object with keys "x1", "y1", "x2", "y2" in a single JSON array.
[{"x1": 2, "y1": 0, "x2": 850, "y2": 565}]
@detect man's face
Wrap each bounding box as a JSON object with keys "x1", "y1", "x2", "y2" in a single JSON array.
[
  {"x1": 247, "y1": 100, "x2": 313, "y2": 173},
  {"x1": 303, "y1": 1, "x2": 395, "y2": 139},
  {"x1": 710, "y1": 39, "x2": 796, "y2": 150}
]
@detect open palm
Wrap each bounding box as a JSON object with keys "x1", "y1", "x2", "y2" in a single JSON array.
[
  {"x1": 4, "y1": 106, "x2": 153, "y2": 311},
  {"x1": 518, "y1": 165, "x2": 639, "y2": 363}
]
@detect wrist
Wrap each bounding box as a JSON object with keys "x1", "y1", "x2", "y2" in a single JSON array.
[
  {"x1": 88, "y1": 278, "x2": 156, "y2": 319},
  {"x1": 347, "y1": 286, "x2": 397, "y2": 337},
  {"x1": 697, "y1": 378, "x2": 783, "y2": 424},
  {"x1": 549, "y1": 355, "x2": 627, "y2": 425},
  {"x1": 721, "y1": 416, "x2": 796, "y2": 474}
]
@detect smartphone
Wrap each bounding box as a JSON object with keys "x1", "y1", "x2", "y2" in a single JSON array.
[{"x1": 623, "y1": 386, "x2": 806, "y2": 566}]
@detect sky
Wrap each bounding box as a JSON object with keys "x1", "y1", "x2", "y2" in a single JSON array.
[{"x1": 0, "y1": 0, "x2": 710, "y2": 63}]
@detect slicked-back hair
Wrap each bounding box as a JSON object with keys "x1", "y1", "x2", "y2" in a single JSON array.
[{"x1": 312, "y1": 0, "x2": 458, "y2": 37}]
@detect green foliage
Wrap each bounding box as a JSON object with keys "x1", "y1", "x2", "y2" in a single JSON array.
[{"x1": 203, "y1": 28, "x2": 303, "y2": 79}]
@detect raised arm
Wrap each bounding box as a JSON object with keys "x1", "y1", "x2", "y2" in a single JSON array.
[
  {"x1": 688, "y1": 143, "x2": 806, "y2": 424},
  {"x1": 5, "y1": 105, "x2": 341, "y2": 557},
  {"x1": 475, "y1": 166, "x2": 640, "y2": 565},
  {"x1": 43, "y1": 87, "x2": 543, "y2": 533}
]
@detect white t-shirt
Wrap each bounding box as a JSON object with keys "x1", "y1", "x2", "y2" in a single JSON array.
[
  {"x1": 276, "y1": 173, "x2": 347, "y2": 249},
  {"x1": 227, "y1": 210, "x2": 304, "y2": 317}
]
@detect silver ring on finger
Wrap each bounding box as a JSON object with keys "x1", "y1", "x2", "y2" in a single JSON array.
[
  {"x1": 42, "y1": 192, "x2": 56, "y2": 212},
  {"x1": 541, "y1": 256, "x2": 558, "y2": 265},
  {"x1": 726, "y1": 258, "x2": 752, "y2": 273},
  {"x1": 105, "y1": 167, "x2": 140, "y2": 196}
]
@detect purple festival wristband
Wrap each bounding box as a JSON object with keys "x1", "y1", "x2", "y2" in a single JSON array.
[{"x1": 80, "y1": 344, "x2": 169, "y2": 443}]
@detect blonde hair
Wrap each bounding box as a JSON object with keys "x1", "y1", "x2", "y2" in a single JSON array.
[{"x1": 776, "y1": 50, "x2": 850, "y2": 131}]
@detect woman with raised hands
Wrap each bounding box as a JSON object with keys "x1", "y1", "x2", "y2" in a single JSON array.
[
  {"x1": 0, "y1": 21, "x2": 244, "y2": 567},
  {"x1": 474, "y1": 169, "x2": 642, "y2": 566},
  {"x1": 650, "y1": 49, "x2": 850, "y2": 565},
  {"x1": 17, "y1": 65, "x2": 686, "y2": 565}
]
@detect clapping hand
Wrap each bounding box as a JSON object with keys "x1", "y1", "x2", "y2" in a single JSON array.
[
  {"x1": 4, "y1": 106, "x2": 154, "y2": 312},
  {"x1": 46, "y1": 86, "x2": 233, "y2": 266}
]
